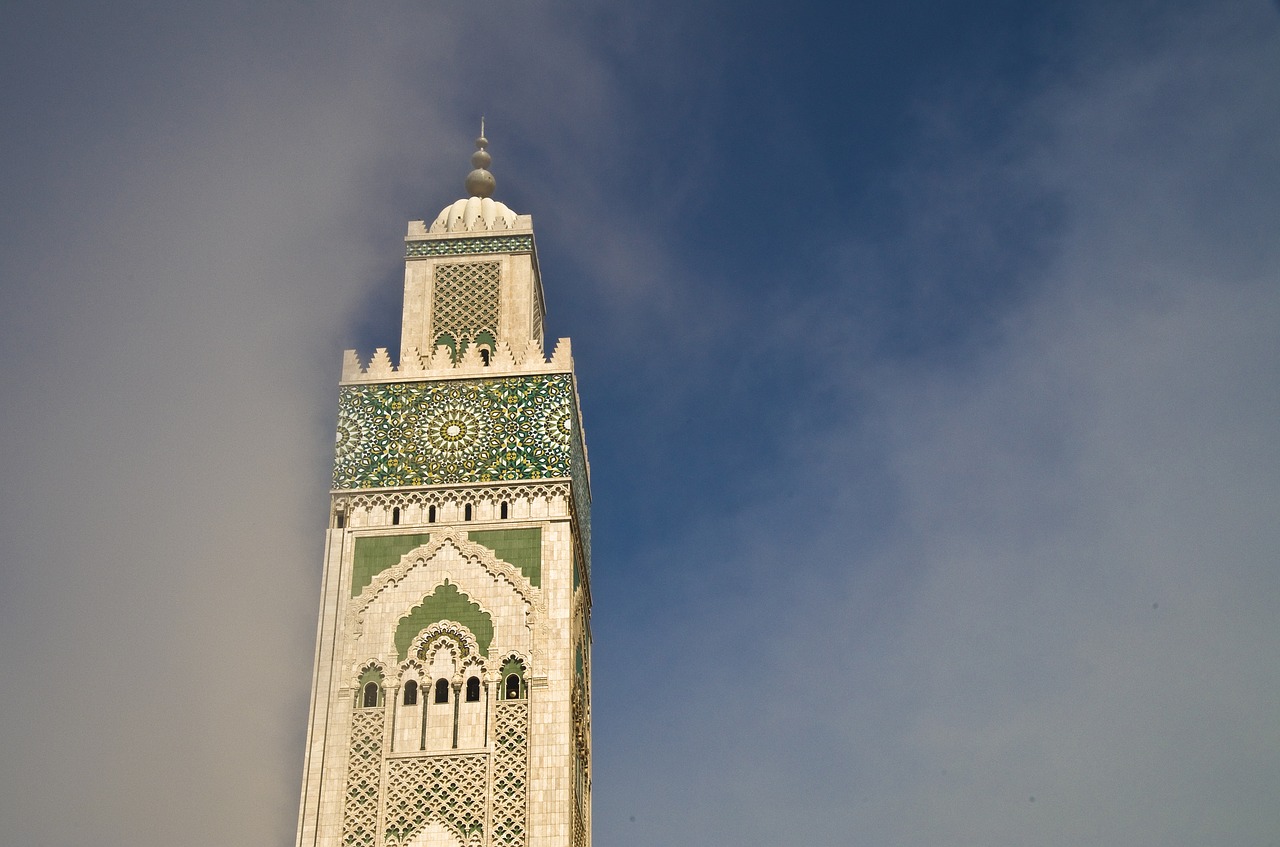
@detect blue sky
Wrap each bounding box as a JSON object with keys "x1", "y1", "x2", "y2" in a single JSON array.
[{"x1": 1, "y1": 2, "x2": 1278, "y2": 846}]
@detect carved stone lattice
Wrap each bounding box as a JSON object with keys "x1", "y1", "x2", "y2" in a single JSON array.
[
  {"x1": 340, "y1": 709, "x2": 385, "y2": 847},
  {"x1": 432, "y1": 261, "x2": 500, "y2": 349},
  {"x1": 492, "y1": 700, "x2": 529, "y2": 847},
  {"x1": 572, "y1": 798, "x2": 586, "y2": 847},
  {"x1": 383, "y1": 754, "x2": 488, "y2": 845}
]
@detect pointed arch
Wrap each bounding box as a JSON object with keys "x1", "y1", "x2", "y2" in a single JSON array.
[
  {"x1": 346, "y1": 529, "x2": 543, "y2": 640},
  {"x1": 395, "y1": 585, "x2": 493, "y2": 661},
  {"x1": 355, "y1": 663, "x2": 386, "y2": 708}
]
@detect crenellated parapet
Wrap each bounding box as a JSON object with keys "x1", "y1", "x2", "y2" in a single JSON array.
[
  {"x1": 299, "y1": 131, "x2": 593, "y2": 847},
  {"x1": 341, "y1": 337, "x2": 573, "y2": 384}
]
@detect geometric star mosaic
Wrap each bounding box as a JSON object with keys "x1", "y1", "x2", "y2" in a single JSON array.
[
  {"x1": 405, "y1": 234, "x2": 533, "y2": 259},
  {"x1": 334, "y1": 374, "x2": 579, "y2": 489}
]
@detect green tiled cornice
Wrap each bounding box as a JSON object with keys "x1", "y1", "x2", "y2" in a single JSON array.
[{"x1": 405, "y1": 234, "x2": 533, "y2": 258}]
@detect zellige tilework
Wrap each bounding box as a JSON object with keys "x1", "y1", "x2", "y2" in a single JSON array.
[
  {"x1": 405, "y1": 234, "x2": 533, "y2": 258},
  {"x1": 334, "y1": 374, "x2": 578, "y2": 489}
]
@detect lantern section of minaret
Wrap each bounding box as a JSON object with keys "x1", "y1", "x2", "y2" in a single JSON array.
[{"x1": 296, "y1": 129, "x2": 593, "y2": 847}]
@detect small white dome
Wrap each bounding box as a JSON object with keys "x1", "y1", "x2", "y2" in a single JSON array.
[{"x1": 429, "y1": 196, "x2": 520, "y2": 234}]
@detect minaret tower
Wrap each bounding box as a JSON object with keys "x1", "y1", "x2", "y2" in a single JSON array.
[{"x1": 297, "y1": 129, "x2": 592, "y2": 847}]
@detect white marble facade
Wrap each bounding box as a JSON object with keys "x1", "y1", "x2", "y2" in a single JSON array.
[{"x1": 296, "y1": 160, "x2": 591, "y2": 847}]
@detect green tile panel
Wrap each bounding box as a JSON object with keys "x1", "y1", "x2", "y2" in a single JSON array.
[
  {"x1": 351, "y1": 533, "x2": 431, "y2": 597},
  {"x1": 405, "y1": 234, "x2": 533, "y2": 258},
  {"x1": 468, "y1": 528, "x2": 541, "y2": 588},
  {"x1": 395, "y1": 581, "x2": 494, "y2": 661}
]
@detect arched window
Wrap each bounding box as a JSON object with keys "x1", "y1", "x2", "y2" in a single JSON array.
[
  {"x1": 391, "y1": 506, "x2": 400, "y2": 525},
  {"x1": 464, "y1": 503, "x2": 472, "y2": 521},
  {"x1": 474, "y1": 331, "x2": 497, "y2": 363},
  {"x1": 499, "y1": 658, "x2": 526, "y2": 701},
  {"x1": 500, "y1": 501, "x2": 508, "y2": 519},
  {"x1": 466, "y1": 676, "x2": 481, "y2": 702},
  {"x1": 362, "y1": 681, "x2": 380, "y2": 709},
  {"x1": 403, "y1": 680, "x2": 418, "y2": 706},
  {"x1": 428, "y1": 505, "x2": 436, "y2": 523},
  {"x1": 434, "y1": 678, "x2": 450, "y2": 704}
]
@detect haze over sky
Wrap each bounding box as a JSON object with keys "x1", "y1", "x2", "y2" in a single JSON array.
[{"x1": 2, "y1": 1, "x2": 1278, "y2": 845}]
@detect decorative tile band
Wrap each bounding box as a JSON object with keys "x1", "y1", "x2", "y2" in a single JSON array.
[
  {"x1": 335, "y1": 374, "x2": 575, "y2": 487},
  {"x1": 333, "y1": 373, "x2": 591, "y2": 571},
  {"x1": 405, "y1": 234, "x2": 533, "y2": 258}
]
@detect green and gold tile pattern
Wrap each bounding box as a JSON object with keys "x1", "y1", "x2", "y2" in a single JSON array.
[{"x1": 405, "y1": 234, "x2": 533, "y2": 258}]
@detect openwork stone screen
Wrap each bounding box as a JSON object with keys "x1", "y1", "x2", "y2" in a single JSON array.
[
  {"x1": 432, "y1": 261, "x2": 500, "y2": 348},
  {"x1": 492, "y1": 701, "x2": 530, "y2": 846},
  {"x1": 341, "y1": 710, "x2": 384, "y2": 847},
  {"x1": 384, "y1": 754, "x2": 488, "y2": 845},
  {"x1": 341, "y1": 702, "x2": 531, "y2": 847}
]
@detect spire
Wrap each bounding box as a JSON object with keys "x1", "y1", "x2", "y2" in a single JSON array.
[{"x1": 464, "y1": 118, "x2": 496, "y2": 199}]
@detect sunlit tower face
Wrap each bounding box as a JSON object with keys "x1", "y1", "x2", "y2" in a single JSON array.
[{"x1": 296, "y1": 133, "x2": 593, "y2": 847}]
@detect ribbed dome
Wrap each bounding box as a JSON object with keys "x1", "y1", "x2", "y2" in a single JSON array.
[{"x1": 429, "y1": 196, "x2": 521, "y2": 234}]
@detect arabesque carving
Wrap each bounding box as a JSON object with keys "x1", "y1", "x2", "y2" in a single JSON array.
[
  {"x1": 396, "y1": 658, "x2": 424, "y2": 685},
  {"x1": 351, "y1": 659, "x2": 389, "y2": 688},
  {"x1": 408, "y1": 620, "x2": 482, "y2": 667},
  {"x1": 335, "y1": 480, "x2": 571, "y2": 513}
]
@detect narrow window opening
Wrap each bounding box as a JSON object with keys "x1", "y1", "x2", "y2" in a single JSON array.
[
  {"x1": 391, "y1": 506, "x2": 400, "y2": 525},
  {"x1": 464, "y1": 503, "x2": 472, "y2": 521},
  {"x1": 500, "y1": 501, "x2": 508, "y2": 519},
  {"x1": 434, "y1": 679, "x2": 450, "y2": 704},
  {"x1": 466, "y1": 676, "x2": 481, "y2": 702},
  {"x1": 335, "y1": 511, "x2": 345, "y2": 529},
  {"x1": 362, "y1": 682, "x2": 379, "y2": 709},
  {"x1": 428, "y1": 505, "x2": 436, "y2": 523},
  {"x1": 479, "y1": 348, "x2": 491, "y2": 366},
  {"x1": 403, "y1": 680, "x2": 418, "y2": 706},
  {"x1": 504, "y1": 674, "x2": 522, "y2": 701}
]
